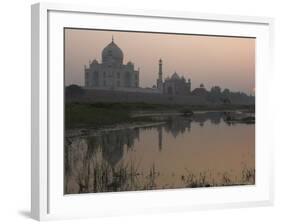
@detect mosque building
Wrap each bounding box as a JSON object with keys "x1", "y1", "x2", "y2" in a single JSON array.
[{"x1": 162, "y1": 72, "x2": 191, "y2": 95}]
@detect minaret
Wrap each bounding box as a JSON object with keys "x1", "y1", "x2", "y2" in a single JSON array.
[
  {"x1": 157, "y1": 58, "x2": 163, "y2": 92},
  {"x1": 187, "y1": 78, "x2": 191, "y2": 94},
  {"x1": 159, "y1": 58, "x2": 163, "y2": 81}
]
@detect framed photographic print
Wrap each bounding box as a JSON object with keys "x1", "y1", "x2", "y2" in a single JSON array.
[{"x1": 31, "y1": 2, "x2": 274, "y2": 221}]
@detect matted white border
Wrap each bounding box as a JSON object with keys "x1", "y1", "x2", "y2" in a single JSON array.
[{"x1": 31, "y1": 2, "x2": 274, "y2": 221}]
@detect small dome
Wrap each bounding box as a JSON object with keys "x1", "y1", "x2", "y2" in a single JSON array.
[
  {"x1": 92, "y1": 59, "x2": 98, "y2": 64},
  {"x1": 200, "y1": 83, "x2": 205, "y2": 88},
  {"x1": 127, "y1": 61, "x2": 134, "y2": 69},
  {"x1": 102, "y1": 38, "x2": 123, "y2": 65},
  {"x1": 192, "y1": 87, "x2": 208, "y2": 96},
  {"x1": 171, "y1": 72, "x2": 180, "y2": 80}
]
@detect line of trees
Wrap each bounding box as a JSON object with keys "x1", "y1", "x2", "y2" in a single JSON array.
[{"x1": 207, "y1": 86, "x2": 254, "y2": 104}]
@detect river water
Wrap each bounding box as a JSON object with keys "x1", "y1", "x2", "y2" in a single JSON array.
[{"x1": 64, "y1": 111, "x2": 255, "y2": 194}]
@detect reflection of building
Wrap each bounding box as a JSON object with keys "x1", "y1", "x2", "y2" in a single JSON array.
[
  {"x1": 102, "y1": 129, "x2": 140, "y2": 167},
  {"x1": 157, "y1": 126, "x2": 163, "y2": 151},
  {"x1": 86, "y1": 128, "x2": 140, "y2": 167},
  {"x1": 85, "y1": 37, "x2": 139, "y2": 89},
  {"x1": 164, "y1": 116, "x2": 191, "y2": 138},
  {"x1": 192, "y1": 112, "x2": 223, "y2": 125}
]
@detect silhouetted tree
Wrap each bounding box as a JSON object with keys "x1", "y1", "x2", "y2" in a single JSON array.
[{"x1": 65, "y1": 84, "x2": 84, "y2": 98}]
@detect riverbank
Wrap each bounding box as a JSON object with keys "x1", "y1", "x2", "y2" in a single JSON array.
[
  {"x1": 66, "y1": 121, "x2": 166, "y2": 138},
  {"x1": 65, "y1": 102, "x2": 255, "y2": 129}
]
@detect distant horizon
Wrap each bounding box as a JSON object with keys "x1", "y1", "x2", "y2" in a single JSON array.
[{"x1": 65, "y1": 28, "x2": 255, "y2": 95}]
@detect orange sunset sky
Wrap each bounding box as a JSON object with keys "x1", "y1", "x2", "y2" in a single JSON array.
[{"x1": 65, "y1": 28, "x2": 255, "y2": 94}]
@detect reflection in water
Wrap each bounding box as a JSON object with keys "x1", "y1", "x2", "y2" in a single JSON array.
[{"x1": 65, "y1": 112, "x2": 255, "y2": 194}]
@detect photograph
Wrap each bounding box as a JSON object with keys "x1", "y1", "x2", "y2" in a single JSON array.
[{"x1": 64, "y1": 28, "x2": 255, "y2": 194}]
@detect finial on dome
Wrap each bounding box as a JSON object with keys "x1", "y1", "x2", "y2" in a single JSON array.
[{"x1": 112, "y1": 35, "x2": 114, "y2": 42}]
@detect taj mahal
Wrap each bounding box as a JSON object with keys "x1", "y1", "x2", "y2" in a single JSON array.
[{"x1": 84, "y1": 37, "x2": 192, "y2": 96}]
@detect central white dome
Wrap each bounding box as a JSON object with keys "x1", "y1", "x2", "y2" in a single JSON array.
[{"x1": 102, "y1": 39, "x2": 124, "y2": 65}]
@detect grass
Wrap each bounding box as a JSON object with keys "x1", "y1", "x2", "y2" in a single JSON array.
[
  {"x1": 181, "y1": 168, "x2": 255, "y2": 188},
  {"x1": 65, "y1": 103, "x2": 130, "y2": 128},
  {"x1": 65, "y1": 156, "x2": 255, "y2": 194},
  {"x1": 65, "y1": 103, "x2": 162, "y2": 129},
  {"x1": 65, "y1": 102, "x2": 255, "y2": 129}
]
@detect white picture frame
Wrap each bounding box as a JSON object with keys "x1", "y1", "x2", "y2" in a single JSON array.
[{"x1": 31, "y1": 2, "x2": 274, "y2": 221}]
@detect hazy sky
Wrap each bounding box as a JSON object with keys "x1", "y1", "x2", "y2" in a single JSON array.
[{"x1": 65, "y1": 28, "x2": 255, "y2": 94}]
